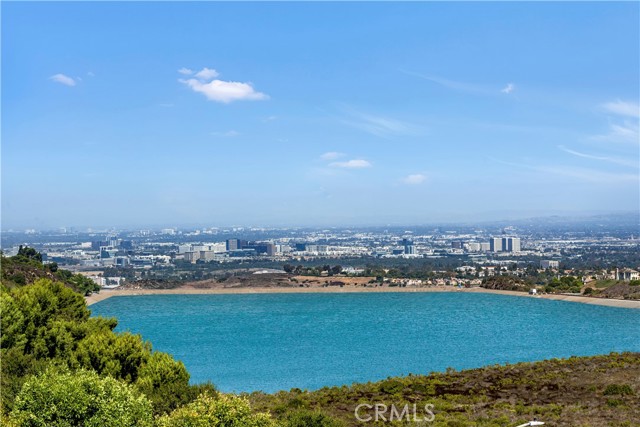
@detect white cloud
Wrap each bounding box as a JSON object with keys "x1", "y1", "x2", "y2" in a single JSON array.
[
  {"x1": 211, "y1": 130, "x2": 240, "y2": 137},
  {"x1": 320, "y1": 152, "x2": 345, "y2": 161},
  {"x1": 179, "y1": 67, "x2": 268, "y2": 103},
  {"x1": 178, "y1": 67, "x2": 193, "y2": 75},
  {"x1": 181, "y1": 78, "x2": 268, "y2": 103},
  {"x1": 329, "y1": 159, "x2": 372, "y2": 169},
  {"x1": 194, "y1": 67, "x2": 219, "y2": 80},
  {"x1": 403, "y1": 173, "x2": 427, "y2": 185},
  {"x1": 501, "y1": 83, "x2": 515, "y2": 94},
  {"x1": 87, "y1": 71, "x2": 95, "y2": 77},
  {"x1": 602, "y1": 100, "x2": 640, "y2": 118},
  {"x1": 49, "y1": 74, "x2": 76, "y2": 87}
]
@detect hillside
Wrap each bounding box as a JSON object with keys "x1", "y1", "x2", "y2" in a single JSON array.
[
  {"x1": 250, "y1": 353, "x2": 640, "y2": 426},
  {"x1": 1, "y1": 247, "x2": 99, "y2": 295}
]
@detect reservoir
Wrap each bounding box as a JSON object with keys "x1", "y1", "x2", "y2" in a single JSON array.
[{"x1": 90, "y1": 292, "x2": 640, "y2": 392}]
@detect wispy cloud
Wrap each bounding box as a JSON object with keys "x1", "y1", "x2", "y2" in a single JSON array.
[
  {"x1": 558, "y1": 145, "x2": 638, "y2": 168},
  {"x1": 402, "y1": 173, "x2": 427, "y2": 185},
  {"x1": 403, "y1": 70, "x2": 516, "y2": 97},
  {"x1": 179, "y1": 67, "x2": 268, "y2": 103},
  {"x1": 501, "y1": 83, "x2": 515, "y2": 94},
  {"x1": 49, "y1": 73, "x2": 77, "y2": 87},
  {"x1": 588, "y1": 100, "x2": 640, "y2": 144},
  {"x1": 329, "y1": 159, "x2": 372, "y2": 169},
  {"x1": 592, "y1": 121, "x2": 639, "y2": 144},
  {"x1": 402, "y1": 70, "x2": 488, "y2": 94},
  {"x1": 178, "y1": 67, "x2": 193, "y2": 75},
  {"x1": 211, "y1": 130, "x2": 240, "y2": 137},
  {"x1": 491, "y1": 156, "x2": 638, "y2": 183},
  {"x1": 536, "y1": 165, "x2": 638, "y2": 183},
  {"x1": 320, "y1": 152, "x2": 345, "y2": 161},
  {"x1": 341, "y1": 108, "x2": 421, "y2": 138},
  {"x1": 602, "y1": 100, "x2": 640, "y2": 118}
]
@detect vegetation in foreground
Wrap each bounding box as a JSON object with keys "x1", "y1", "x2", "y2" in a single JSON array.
[
  {"x1": 249, "y1": 352, "x2": 640, "y2": 426},
  {"x1": 1, "y1": 248, "x2": 638, "y2": 426},
  {"x1": 1, "y1": 246, "x2": 100, "y2": 295}
]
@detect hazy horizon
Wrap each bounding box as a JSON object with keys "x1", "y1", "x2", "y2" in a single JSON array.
[
  {"x1": 2, "y1": 2, "x2": 639, "y2": 230},
  {"x1": 2, "y1": 210, "x2": 638, "y2": 233}
]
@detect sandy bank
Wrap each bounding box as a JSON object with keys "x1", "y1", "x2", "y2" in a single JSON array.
[{"x1": 85, "y1": 286, "x2": 640, "y2": 309}]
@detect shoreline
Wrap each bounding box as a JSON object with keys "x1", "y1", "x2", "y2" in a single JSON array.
[{"x1": 86, "y1": 286, "x2": 640, "y2": 309}]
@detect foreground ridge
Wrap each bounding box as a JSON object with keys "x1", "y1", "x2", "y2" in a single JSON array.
[{"x1": 250, "y1": 353, "x2": 640, "y2": 426}]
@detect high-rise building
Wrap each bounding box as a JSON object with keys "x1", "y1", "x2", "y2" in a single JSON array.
[
  {"x1": 490, "y1": 238, "x2": 503, "y2": 252},
  {"x1": 506, "y1": 237, "x2": 521, "y2": 252},
  {"x1": 91, "y1": 240, "x2": 109, "y2": 251},
  {"x1": 265, "y1": 243, "x2": 276, "y2": 256},
  {"x1": 178, "y1": 244, "x2": 192, "y2": 254},
  {"x1": 465, "y1": 242, "x2": 481, "y2": 252},
  {"x1": 226, "y1": 239, "x2": 239, "y2": 251},
  {"x1": 402, "y1": 239, "x2": 415, "y2": 255}
]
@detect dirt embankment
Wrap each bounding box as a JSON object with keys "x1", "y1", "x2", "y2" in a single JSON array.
[
  {"x1": 598, "y1": 283, "x2": 640, "y2": 300},
  {"x1": 123, "y1": 273, "x2": 379, "y2": 291}
]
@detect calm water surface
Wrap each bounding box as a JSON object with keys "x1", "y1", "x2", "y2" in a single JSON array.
[{"x1": 90, "y1": 292, "x2": 640, "y2": 392}]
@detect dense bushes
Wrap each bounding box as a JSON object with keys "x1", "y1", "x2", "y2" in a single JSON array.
[
  {"x1": 1, "y1": 262, "x2": 278, "y2": 426},
  {"x1": 157, "y1": 393, "x2": 275, "y2": 427},
  {"x1": 9, "y1": 368, "x2": 154, "y2": 427},
  {"x1": 544, "y1": 276, "x2": 582, "y2": 294},
  {"x1": 282, "y1": 410, "x2": 345, "y2": 427},
  {"x1": 1, "y1": 249, "x2": 99, "y2": 295},
  {"x1": 0, "y1": 278, "x2": 194, "y2": 416}
]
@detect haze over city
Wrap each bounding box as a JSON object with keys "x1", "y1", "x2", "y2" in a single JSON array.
[{"x1": 2, "y1": 2, "x2": 639, "y2": 229}]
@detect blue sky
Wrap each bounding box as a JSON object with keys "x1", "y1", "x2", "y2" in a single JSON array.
[{"x1": 2, "y1": 2, "x2": 639, "y2": 229}]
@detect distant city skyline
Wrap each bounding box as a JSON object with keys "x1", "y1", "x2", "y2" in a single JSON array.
[{"x1": 2, "y1": 2, "x2": 639, "y2": 229}]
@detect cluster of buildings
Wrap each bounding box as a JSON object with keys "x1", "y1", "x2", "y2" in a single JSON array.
[
  {"x1": 5, "y1": 224, "x2": 638, "y2": 288},
  {"x1": 449, "y1": 237, "x2": 521, "y2": 253},
  {"x1": 177, "y1": 239, "x2": 277, "y2": 263}
]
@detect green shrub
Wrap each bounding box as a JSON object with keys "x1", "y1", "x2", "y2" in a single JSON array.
[
  {"x1": 9, "y1": 368, "x2": 153, "y2": 427},
  {"x1": 283, "y1": 409, "x2": 345, "y2": 427},
  {"x1": 603, "y1": 384, "x2": 634, "y2": 396},
  {"x1": 606, "y1": 398, "x2": 624, "y2": 407},
  {"x1": 135, "y1": 352, "x2": 192, "y2": 415},
  {"x1": 158, "y1": 393, "x2": 275, "y2": 427}
]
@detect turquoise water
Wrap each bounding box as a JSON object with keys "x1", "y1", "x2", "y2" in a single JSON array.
[{"x1": 90, "y1": 293, "x2": 640, "y2": 393}]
